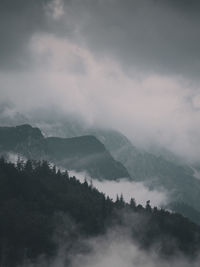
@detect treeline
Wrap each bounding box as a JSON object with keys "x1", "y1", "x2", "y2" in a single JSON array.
[{"x1": 0, "y1": 158, "x2": 200, "y2": 266}]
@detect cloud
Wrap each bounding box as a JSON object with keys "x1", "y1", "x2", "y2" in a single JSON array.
[
  {"x1": 1, "y1": 32, "x2": 200, "y2": 162},
  {"x1": 21, "y1": 216, "x2": 200, "y2": 267},
  {"x1": 1, "y1": 0, "x2": 200, "y2": 78},
  {"x1": 1, "y1": 1, "x2": 200, "y2": 162},
  {"x1": 69, "y1": 170, "x2": 168, "y2": 207},
  {"x1": 45, "y1": 0, "x2": 65, "y2": 20},
  {"x1": 0, "y1": 0, "x2": 46, "y2": 70},
  {"x1": 59, "y1": 0, "x2": 200, "y2": 79},
  {"x1": 69, "y1": 229, "x2": 199, "y2": 267}
]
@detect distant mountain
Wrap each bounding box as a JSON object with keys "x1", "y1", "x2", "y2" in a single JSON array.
[
  {"x1": 0, "y1": 125, "x2": 130, "y2": 180},
  {"x1": 38, "y1": 123, "x2": 200, "y2": 224},
  {"x1": 0, "y1": 124, "x2": 46, "y2": 159},
  {"x1": 45, "y1": 135, "x2": 130, "y2": 179},
  {"x1": 86, "y1": 129, "x2": 200, "y2": 223},
  {"x1": 1, "y1": 105, "x2": 200, "y2": 224}
]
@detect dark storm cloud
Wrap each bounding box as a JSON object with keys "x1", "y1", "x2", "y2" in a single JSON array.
[
  {"x1": 0, "y1": 0, "x2": 70, "y2": 70},
  {"x1": 0, "y1": 0, "x2": 46, "y2": 69},
  {"x1": 0, "y1": 0, "x2": 200, "y2": 78},
  {"x1": 65, "y1": 0, "x2": 200, "y2": 78}
]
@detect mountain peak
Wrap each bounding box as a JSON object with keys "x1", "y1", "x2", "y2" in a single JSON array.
[
  {"x1": 15, "y1": 124, "x2": 44, "y2": 138},
  {"x1": 0, "y1": 125, "x2": 130, "y2": 180}
]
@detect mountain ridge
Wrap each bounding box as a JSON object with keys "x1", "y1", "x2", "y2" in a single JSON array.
[{"x1": 0, "y1": 124, "x2": 130, "y2": 180}]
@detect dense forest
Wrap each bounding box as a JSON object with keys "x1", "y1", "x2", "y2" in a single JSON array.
[{"x1": 0, "y1": 158, "x2": 200, "y2": 266}]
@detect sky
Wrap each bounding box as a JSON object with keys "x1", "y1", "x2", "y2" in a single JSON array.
[{"x1": 1, "y1": 0, "x2": 200, "y2": 162}]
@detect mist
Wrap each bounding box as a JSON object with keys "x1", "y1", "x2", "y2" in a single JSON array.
[
  {"x1": 69, "y1": 170, "x2": 168, "y2": 207},
  {"x1": 20, "y1": 214, "x2": 200, "y2": 267},
  {"x1": 1, "y1": 0, "x2": 200, "y2": 162},
  {"x1": 0, "y1": 35, "x2": 200, "y2": 163},
  {"x1": 69, "y1": 229, "x2": 200, "y2": 267}
]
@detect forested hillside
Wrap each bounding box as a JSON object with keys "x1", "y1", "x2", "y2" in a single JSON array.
[{"x1": 0, "y1": 158, "x2": 200, "y2": 266}]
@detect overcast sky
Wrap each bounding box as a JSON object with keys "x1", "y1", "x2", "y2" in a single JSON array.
[{"x1": 1, "y1": 0, "x2": 200, "y2": 162}]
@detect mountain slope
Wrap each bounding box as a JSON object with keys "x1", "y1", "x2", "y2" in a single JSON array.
[
  {"x1": 0, "y1": 125, "x2": 130, "y2": 180},
  {"x1": 88, "y1": 129, "x2": 200, "y2": 219},
  {"x1": 42, "y1": 122, "x2": 200, "y2": 223},
  {"x1": 1, "y1": 159, "x2": 200, "y2": 266},
  {"x1": 45, "y1": 135, "x2": 130, "y2": 179},
  {"x1": 1, "y1": 107, "x2": 200, "y2": 223}
]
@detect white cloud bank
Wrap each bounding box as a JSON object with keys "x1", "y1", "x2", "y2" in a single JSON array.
[
  {"x1": 1, "y1": 33, "x2": 200, "y2": 163},
  {"x1": 69, "y1": 170, "x2": 168, "y2": 207}
]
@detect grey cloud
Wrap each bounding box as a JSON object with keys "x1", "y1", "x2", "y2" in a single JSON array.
[
  {"x1": 0, "y1": 0, "x2": 69, "y2": 70},
  {"x1": 0, "y1": 0, "x2": 44, "y2": 69},
  {"x1": 1, "y1": 0, "x2": 200, "y2": 163},
  {"x1": 1, "y1": 0, "x2": 200, "y2": 78},
  {"x1": 64, "y1": 0, "x2": 200, "y2": 78}
]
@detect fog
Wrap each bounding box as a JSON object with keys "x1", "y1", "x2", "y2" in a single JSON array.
[
  {"x1": 1, "y1": 34, "x2": 200, "y2": 162},
  {"x1": 1, "y1": 0, "x2": 200, "y2": 161},
  {"x1": 70, "y1": 230, "x2": 200, "y2": 267},
  {"x1": 69, "y1": 170, "x2": 168, "y2": 207},
  {"x1": 21, "y1": 214, "x2": 200, "y2": 267}
]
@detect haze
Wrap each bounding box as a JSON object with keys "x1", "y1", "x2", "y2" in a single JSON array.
[{"x1": 1, "y1": 0, "x2": 200, "y2": 162}]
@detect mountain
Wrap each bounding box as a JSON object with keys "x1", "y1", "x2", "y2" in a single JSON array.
[
  {"x1": 1, "y1": 158, "x2": 200, "y2": 266},
  {"x1": 37, "y1": 122, "x2": 200, "y2": 224},
  {"x1": 45, "y1": 135, "x2": 130, "y2": 179},
  {"x1": 0, "y1": 125, "x2": 130, "y2": 180},
  {"x1": 1, "y1": 106, "x2": 200, "y2": 223},
  {"x1": 86, "y1": 129, "x2": 200, "y2": 223}
]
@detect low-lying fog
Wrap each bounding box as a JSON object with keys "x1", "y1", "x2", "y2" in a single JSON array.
[{"x1": 69, "y1": 170, "x2": 168, "y2": 208}]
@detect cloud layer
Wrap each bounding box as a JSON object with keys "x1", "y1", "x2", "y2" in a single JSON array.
[
  {"x1": 1, "y1": 0, "x2": 200, "y2": 162},
  {"x1": 1, "y1": 0, "x2": 200, "y2": 78},
  {"x1": 69, "y1": 170, "x2": 168, "y2": 207}
]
